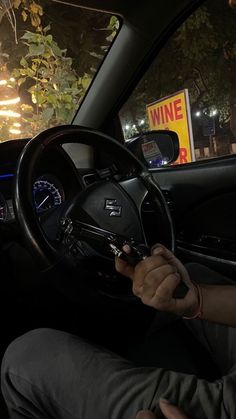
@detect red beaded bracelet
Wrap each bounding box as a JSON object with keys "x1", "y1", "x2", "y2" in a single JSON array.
[{"x1": 183, "y1": 282, "x2": 203, "y2": 320}]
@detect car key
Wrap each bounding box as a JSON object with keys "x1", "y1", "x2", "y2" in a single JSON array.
[
  {"x1": 108, "y1": 237, "x2": 189, "y2": 299},
  {"x1": 107, "y1": 236, "x2": 150, "y2": 266},
  {"x1": 61, "y1": 219, "x2": 189, "y2": 299}
]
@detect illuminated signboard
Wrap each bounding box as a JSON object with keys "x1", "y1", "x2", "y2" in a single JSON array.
[{"x1": 147, "y1": 89, "x2": 195, "y2": 164}]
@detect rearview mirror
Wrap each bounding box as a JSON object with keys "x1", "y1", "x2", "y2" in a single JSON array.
[{"x1": 126, "y1": 130, "x2": 179, "y2": 169}]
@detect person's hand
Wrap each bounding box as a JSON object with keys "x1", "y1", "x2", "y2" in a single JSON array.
[
  {"x1": 229, "y1": 0, "x2": 236, "y2": 9},
  {"x1": 115, "y1": 244, "x2": 199, "y2": 317},
  {"x1": 136, "y1": 399, "x2": 189, "y2": 418}
]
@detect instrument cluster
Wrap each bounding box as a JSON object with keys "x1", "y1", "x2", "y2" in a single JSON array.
[
  {"x1": 0, "y1": 174, "x2": 65, "y2": 222},
  {"x1": 33, "y1": 175, "x2": 65, "y2": 214}
]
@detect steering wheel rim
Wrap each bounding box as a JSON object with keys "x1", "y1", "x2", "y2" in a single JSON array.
[{"x1": 14, "y1": 125, "x2": 175, "y2": 271}]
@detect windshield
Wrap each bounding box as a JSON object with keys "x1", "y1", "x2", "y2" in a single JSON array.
[{"x1": 0, "y1": 1, "x2": 118, "y2": 142}]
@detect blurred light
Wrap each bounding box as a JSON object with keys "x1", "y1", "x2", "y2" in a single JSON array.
[
  {"x1": 13, "y1": 122, "x2": 21, "y2": 127},
  {"x1": 0, "y1": 110, "x2": 21, "y2": 117},
  {"x1": 9, "y1": 77, "x2": 15, "y2": 82},
  {"x1": 0, "y1": 80, "x2": 7, "y2": 86},
  {"x1": 132, "y1": 124, "x2": 136, "y2": 129},
  {"x1": 195, "y1": 111, "x2": 201, "y2": 117},
  {"x1": 9, "y1": 128, "x2": 21, "y2": 135},
  {"x1": 125, "y1": 124, "x2": 130, "y2": 130},
  {"x1": 140, "y1": 119, "x2": 145, "y2": 125},
  {"x1": 0, "y1": 97, "x2": 20, "y2": 106},
  {"x1": 212, "y1": 109, "x2": 218, "y2": 116}
]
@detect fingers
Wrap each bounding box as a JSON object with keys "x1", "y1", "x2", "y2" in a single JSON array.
[
  {"x1": 135, "y1": 411, "x2": 157, "y2": 419},
  {"x1": 115, "y1": 248, "x2": 183, "y2": 312},
  {"x1": 115, "y1": 249, "x2": 170, "y2": 285},
  {"x1": 159, "y1": 399, "x2": 189, "y2": 419},
  {"x1": 152, "y1": 245, "x2": 193, "y2": 289},
  {"x1": 133, "y1": 255, "x2": 171, "y2": 289},
  {"x1": 142, "y1": 273, "x2": 181, "y2": 310},
  {"x1": 148, "y1": 273, "x2": 180, "y2": 306},
  {"x1": 135, "y1": 401, "x2": 189, "y2": 419},
  {"x1": 115, "y1": 243, "x2": 197, "y2": 316},
  {"x1": 115, "y1": 256, "x2": 134, "y2": 279},
  {"x1": 135, "y1": 265, "x2": 178, "y2": 299}
]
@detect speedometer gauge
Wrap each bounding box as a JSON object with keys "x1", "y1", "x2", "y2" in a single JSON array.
[{"x1": 33, "y1": 176, "x2": 64, "y2": 213}]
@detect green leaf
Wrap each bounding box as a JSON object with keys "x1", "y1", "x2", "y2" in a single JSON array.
[
  {"x1": 11, "y1": 68, "x2": 21, "y2": 78},
  {"x1": 23, "y1": 67, "x2": 35, "y2": 77},
  {"x1": 63, "y1": 94, "x2": 72, "y2": 103},
  {"x1": 21, "y1": 31, "x2": 36, "y2": 41},
  {"x1": 46, "y1": 35, "x2": 53, "y2": 44},
  {"x1": 81, "y1": 74, "x2": 91, "y2": 89},
  {"x1": 109, "y1": 15, "x2": 119, "y2": 30},
  {"x1": 42, "y1": 107, "x2": 54, "y2": 121},
  {"x1": 51, "y1": 43, "x2": 63, "y2": 57},
  {"x1": 47, "y1": 94, "x2": 57, "y2": 106},
  {"x1": 20, "y1": 57, "x2": 28, "y2": 67},
  {"x1": 28, "y1": 44, "x2": 45, "y2": 56}
]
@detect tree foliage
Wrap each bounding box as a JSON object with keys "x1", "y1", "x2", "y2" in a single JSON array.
[
  {"x1": 0, "y1": 0, "x2": 118, "y2": 140},
  {"x1": 0, "y1": 0, "x2": 43, "y2": 44},
  {"x1": 12, "y1": 26, "x2": 91, "y2": 136}
]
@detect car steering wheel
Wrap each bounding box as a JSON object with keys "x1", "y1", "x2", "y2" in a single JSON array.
[{"x1": 14, "y1": 125, "x2": 175, "y2": 297}]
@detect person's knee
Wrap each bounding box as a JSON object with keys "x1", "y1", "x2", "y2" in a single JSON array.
[{"x1": 1, "y1": 328, "x2": 60, "y2": 396}]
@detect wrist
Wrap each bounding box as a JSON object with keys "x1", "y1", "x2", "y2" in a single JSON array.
[{"x1": 183, "y1": 282, "x2": 203, "y2": 320}]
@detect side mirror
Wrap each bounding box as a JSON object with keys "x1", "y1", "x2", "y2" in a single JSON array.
[{"x1": 126, "y1": 130, "x2": 179, "y2": 169}]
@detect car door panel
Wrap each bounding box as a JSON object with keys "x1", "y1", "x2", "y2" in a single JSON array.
[{"x1": 150, "y1": 155, "x2": 236, "y2": 279}]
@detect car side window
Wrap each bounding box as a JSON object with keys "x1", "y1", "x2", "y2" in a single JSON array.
[{"x1": 119, "y1": 0, "x2": 236, "y2": 165}]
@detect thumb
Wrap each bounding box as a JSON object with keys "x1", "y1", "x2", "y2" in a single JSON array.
[
  {"x1": 159, "y1": 399, "x2": 188, "y2": 419},
  {"x1": 115, "y1": 256, "x2": 134, "y2": 279},
  {"x1": 136, "y1": 410, "x2": 157, "y2": 419}
]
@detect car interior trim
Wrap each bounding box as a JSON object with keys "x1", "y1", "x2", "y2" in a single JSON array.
[
  {"x1": 178, "y1": 247, "x2": 236, "y2": 267},
  {"x1": 0, "y1": 174, "x2": 14, "y2": 180}
]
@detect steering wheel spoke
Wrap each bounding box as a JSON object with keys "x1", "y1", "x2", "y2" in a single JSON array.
[{"x1": 119, "y1": 176, "x2": 148, "y2": 213}]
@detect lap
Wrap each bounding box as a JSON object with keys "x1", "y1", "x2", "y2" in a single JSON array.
[
  {"x1": 2, "y1": 263, "x2": 236, "y2": 419},
  {"x1": 1, "y1": 328, "x2": 159, "y2": 419},
  {"x1": 1, "y1": 325, "x2": 236, "y2": 419}
]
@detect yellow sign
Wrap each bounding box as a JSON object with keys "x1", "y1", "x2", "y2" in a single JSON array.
[{"x1": 147, "y1": 89, "x2": 195, "y2": 164}]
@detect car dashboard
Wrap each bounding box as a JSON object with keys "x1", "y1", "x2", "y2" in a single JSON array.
[
  {"x1": 0, "y1": 138, "x2": 94, "y2": 224},
  {"x1": 0, "y1": 173, "x2": 66, "y2": 222}
]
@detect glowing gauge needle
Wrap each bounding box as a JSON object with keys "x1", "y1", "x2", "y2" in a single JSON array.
[{"x1": 36, "y1": 195, "x2": 50, "y2": 210}]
